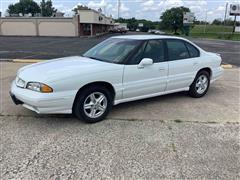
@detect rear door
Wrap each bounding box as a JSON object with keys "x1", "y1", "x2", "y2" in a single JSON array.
[
  {"x1": 165, "y1": 39, "x2": 200, "y2": 91},
  {"x1": 122, "y1": 39, "x2": 168, "y2": 99}
]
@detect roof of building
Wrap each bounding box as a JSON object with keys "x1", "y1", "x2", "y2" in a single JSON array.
[{"x1": 111, "y1": 35, "x2": 187, "y2": 40}]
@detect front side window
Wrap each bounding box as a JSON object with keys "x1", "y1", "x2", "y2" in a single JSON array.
[
  {"x1": 127, "y1": 40, "x2": 165, "y2": 65},
  {"x1": 142, "y1": 40, "x2": 165, "y2": 63},
  {"x1": 166, "y1": 40, "x2": 190, "y2": 61},
  {"x1": 83, "y1": 38, "x2": 142, "y2": 64},
  {"x1": 127, "y1": 42, "x2": 146, "y2": 65}
]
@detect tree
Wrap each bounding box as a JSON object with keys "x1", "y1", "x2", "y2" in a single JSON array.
[
  {"x1": 224, "y1": 18, "x2": 240, "y2": 26},
  {"x1": 160, "y1": 6, "x2": 190, "y2": 34},
  {"x1": 40, "y1": 0, "x2": 57, "y2": 17},
  {"x1": 7, "y1": 4, "x2": 19, "y2": 16},
  {"x1": 7, "y1": 0, "x2": 40, "y2": 16},
  {"x1": 212, "y1": 19, "x2": 222, "y2": 25},
  {"x1": 194, "y1": 20, "x2": 209, "y2": 25},
  {"x1": 115, "y1": 17, "x2": 158, "y2": 31},
  {"x1": 72, "y1": 5, "x2": 90, "y2": 14},
  {"x1": 116, "y1": 17, "x2": 138, "y2": 30}
]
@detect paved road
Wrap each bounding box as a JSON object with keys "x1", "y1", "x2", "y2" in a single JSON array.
[
  {"x1": 0, "y1": 33, "x2": 239, "y2": 66},
  {"x1": 1, "y1": 116, "x2": 239, "y2": 179},
  {"x1": 1, "y1": 35, "x2": 240, "y2": 179}
]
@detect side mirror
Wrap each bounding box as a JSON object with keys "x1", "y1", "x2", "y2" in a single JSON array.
[{"x1": 138, "y1": 58, "x2": 153, "y2": 69}]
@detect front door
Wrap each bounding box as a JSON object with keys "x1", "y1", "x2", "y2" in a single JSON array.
[{"x1": 123, "y1": 39, "x2": 169, "y2": 99}]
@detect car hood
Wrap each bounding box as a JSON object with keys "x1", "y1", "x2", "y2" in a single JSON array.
[{"x1": 18, "y1": 56, "x2": 122, "y2": 83}]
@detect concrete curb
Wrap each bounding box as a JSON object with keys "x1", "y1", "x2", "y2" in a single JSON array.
[
  {"x1": 0, "y1": 59, "x2": 13, "y2": 62},
  {"x1": 12, "y1": 59, "x2": 46, "y2": 63},
  {"x1": 221, "y1": 64, "x2": 233, "y2": 69}
]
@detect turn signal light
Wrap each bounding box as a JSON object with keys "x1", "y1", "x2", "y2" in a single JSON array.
[{"x1": 41, "y1": 84, "x2": 53, "y2": 93}]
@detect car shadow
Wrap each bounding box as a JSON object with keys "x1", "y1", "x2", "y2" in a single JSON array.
[
  {"x1": 27, "y1": 92, "x2": 187, "y2": 120},
  {"x1": 32, "y1": 91, "x2": 189, "y2": 121},
  {"x1": 19, "y1": 87, "x2": 222, "y2": 125},
  {"x1": 112, "y1": 91, "x2": 189, "y2": 110}
]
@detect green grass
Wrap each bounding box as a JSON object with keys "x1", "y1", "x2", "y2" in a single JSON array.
[
  {"x1": 190, "y1": 25, "x2": 240, "y2": 41},
  {"x1": 191, "y1": 24, "x2": 233, "y2": 33},
  {"x1": 163, "y1": 25, "x2": 240, "y2": 41},
  {"x1": 189, "y1": 33, "x2": 240, "y2": 41}
]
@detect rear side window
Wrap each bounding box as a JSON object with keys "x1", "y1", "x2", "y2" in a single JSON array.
[
  {"x1": 142, "y1": 40, "x2": 165, "y2": 63},
  {"x1": 185, "y1": 42, "x2": 200, "y2": 58},
  {"x1": 166, "y1": 40, "x2": 190, "y2": 61}
]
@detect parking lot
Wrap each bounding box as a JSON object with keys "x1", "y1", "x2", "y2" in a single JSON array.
[
  {"x1": 0, "y1": 34, "x2": 240, "y2": 179},
  {"x1": 0, "y1": 32, "x2": 240, "y2": 66}
]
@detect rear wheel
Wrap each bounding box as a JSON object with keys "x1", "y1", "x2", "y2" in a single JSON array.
[
  {"x1": 189, "y1": 70, "x2": 210, "y2": 98},
  {"x1": 73, "y1": 85, "x2": 113, "y2": 123}
]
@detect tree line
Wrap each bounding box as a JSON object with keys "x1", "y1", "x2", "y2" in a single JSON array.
[
  {"x1": 7, "y1": 0, "x2": 57, "y2": 17},
  {"x1": 115, "y1": 6, "x2": 191, "y2": 34},
  {"x1": 6, "y1": 1, "x2": 239, "y2": 33},
  {"x1": 212, "y1": 18, "x2": 240, "y2": 26},
  {"x1": 116, "y1": 6, "x2": 239, "y2": 33}
]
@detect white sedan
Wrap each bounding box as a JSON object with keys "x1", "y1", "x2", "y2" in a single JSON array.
[{"x1": 10, "y1": 35, "x2": 223, "y2": 123}]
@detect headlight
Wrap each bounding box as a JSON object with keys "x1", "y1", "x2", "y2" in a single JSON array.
[
  {"x1": 26, "y1": 82, "x2": 53, "y2": 93},
  {"x1": 15, "y1": 77, "x2": 25, "y2": 88}
]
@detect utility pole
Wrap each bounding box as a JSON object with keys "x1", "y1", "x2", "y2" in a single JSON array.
[
  {"x1": 104, "y1": 6, "x2": 106, "y2": 15},
  {"x1": 223, "y1": 2, "x2": 228, "y2": 37},
  {"x1": 117, "y1": 0, "x2": 120, "y2": 19},
  {"x1": 224, "y1": 2, "x2": 228, "y2": 25},
  {"x1": 204, "y1": 9, "x2": 208, "y2": 33},
  {"x1": 232, "y1": 15, "x2": 237, "y2": 34}
]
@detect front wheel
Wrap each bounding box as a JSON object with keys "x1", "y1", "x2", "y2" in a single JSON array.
[
  {"x1": 189, "y1": 70, "x2": 210, "y2": 98},
  {"x1": 73, "y1": 85, "x2": 113, "y2": 123}
]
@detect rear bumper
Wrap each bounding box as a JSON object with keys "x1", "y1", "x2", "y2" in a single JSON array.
[
  {"x1": 211, "y1": 67, "x2": 224, "y2": 83},
  {"x1": 10, "y1": 81, "x2": 76, "y2": 114}
]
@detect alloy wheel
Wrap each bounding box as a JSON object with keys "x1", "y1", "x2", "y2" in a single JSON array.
[
  {"x1": 83, "y1": 92, "x2": 108, "y2": 118},
  {"x1": 195, "y1": 74, "x2": 209, "y2": 94}
]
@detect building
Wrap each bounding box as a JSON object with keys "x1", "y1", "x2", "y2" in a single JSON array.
[
  {"x1": 114, "y1": 23, "x2": 128, "y2": 29},
  {"x1": 78, "y1": 9, "x2": 114, "y2": 36},
  {"x1": 53, "y1": 11, "x2": 65, "y2": 17},
  {"x1": 0, "y1": 9, "x2": 114, "y2": 37}
]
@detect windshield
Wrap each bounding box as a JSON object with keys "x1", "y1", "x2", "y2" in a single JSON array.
[{"x1": 83, "y1": 38, "x2": 142, "y2": 64}]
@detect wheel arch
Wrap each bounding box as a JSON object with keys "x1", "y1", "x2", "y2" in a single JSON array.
[
  {"x1": 191, "y1": 67, "x2": 212, "y2": 86},
  {"x1": 196, "y1": 67, "x2": 212, "y2": 79},
  {"x1": 72, "y1": 81, "x2": 116, "y2": 111}
]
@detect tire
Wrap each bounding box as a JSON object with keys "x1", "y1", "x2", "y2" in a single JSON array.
[
  {"x1": 73, "y1": 85, "x2": 113, "y2": 123},
  {"x1": 189, "y1": 70, "x2": 210, "y2": 98}
]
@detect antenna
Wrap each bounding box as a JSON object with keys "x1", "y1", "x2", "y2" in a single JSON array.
[{"x1": 118, "y1": 0, "x2": 121, "y2": 19}]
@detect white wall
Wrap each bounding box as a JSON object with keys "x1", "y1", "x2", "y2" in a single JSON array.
[
  {"x1": 79, "y1": 11, "x2": 95, "y2": 24},
  {"x1": 39, "y1": 22, "x2": 76, "y2": 37},
  {"x1": 78, "y1": 10, "x2": 113, "y2": 25},
  {"x1": 0, "y1": 20, "x2": 36, "y2": 36},
  {"x1": 0, "y1": 17, "x2": 79, "y2": 37}
]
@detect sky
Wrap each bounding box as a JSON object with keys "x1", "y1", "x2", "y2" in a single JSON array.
[{"x1": 0, "y1": 0, "x2": 239, "y2": 22}]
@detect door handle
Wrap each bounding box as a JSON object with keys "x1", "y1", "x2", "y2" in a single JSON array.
[{"x1": 159, "y1": 67, "x2": 165, "y2": 71}]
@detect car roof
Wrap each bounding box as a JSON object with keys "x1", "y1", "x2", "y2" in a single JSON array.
[{"x1": 111, "y1": 35, "x2": 186, "y2": 40}]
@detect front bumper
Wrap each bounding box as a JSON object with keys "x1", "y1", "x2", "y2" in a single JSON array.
[
  {"x1": 10, "y1": 92, "x2": 23, "y2": 105},
  {"x1": 10, "y1": 81, "x2": 76, "y2": 114}
]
